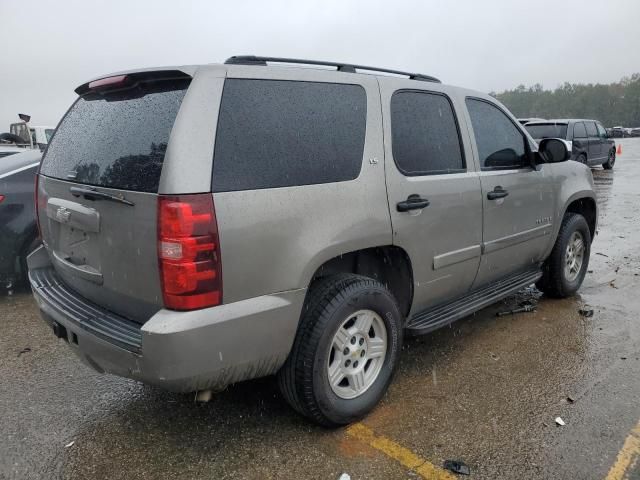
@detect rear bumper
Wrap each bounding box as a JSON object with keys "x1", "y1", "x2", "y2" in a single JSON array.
[{"x1": 28, "y1": 247, "x2": 306, "y2": 392}]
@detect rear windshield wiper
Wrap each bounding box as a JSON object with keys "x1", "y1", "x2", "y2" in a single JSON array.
[{"x1": 70, "y1": 186, "x2": 135, "y2": 206}]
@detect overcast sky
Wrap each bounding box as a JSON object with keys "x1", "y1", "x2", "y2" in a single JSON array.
[{"x1": 1, "y1": 0, "x2": 639, "y2": 128}]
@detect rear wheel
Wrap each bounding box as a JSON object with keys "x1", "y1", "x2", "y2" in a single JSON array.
[
  {"x1": 577, "y1": 153, "x2": 588, "y2": 166},
  {"x1": 602, "y1": 149, "x2": 615, "y2": 169},
  {"x1": 277, "y1": 274, "x2": 403, "y2": 426},
  {"x1": 537, "y1": 213, "x2": 591, "y2": 298}
]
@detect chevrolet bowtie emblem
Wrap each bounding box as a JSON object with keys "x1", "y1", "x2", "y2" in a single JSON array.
[{"x1": 55, "y1": 206, "x2": 71, "y2": 223}]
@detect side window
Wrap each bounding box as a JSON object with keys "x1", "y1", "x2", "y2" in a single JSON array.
[
  {"x1": 585, "y1": 122, "x2": 598, "y2": 137},
  {"x1": 573, "y1": 122, "x2": 587, "y2": 139},
  {"x1": 596, "y1": 123, "x2": 608, "y2": 139},
  {"x1": 213, "y1": 79, "x2": 367, "y2": 192},
  {"x1": 390, "y1": 91, "x2": 465, "y2": 175},
  {"x1": 465, "y1": 98, "x2": 528, "y2": 170}
]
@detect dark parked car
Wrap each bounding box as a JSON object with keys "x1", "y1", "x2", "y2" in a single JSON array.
[
  {"x1": 0, "y1": 149, "x2": 41, "y2": 289},
  {"x1": 610, "y1": 126, "x2": 628, "y2": 138},
  {"x1": 525, "y1": 119, "x2": 616, "y2": 169}
]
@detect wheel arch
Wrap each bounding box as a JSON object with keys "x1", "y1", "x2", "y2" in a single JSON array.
[
  {"x1": 307, "y1": 246, "x2": 414, "y2": 318},
  {"x1": 564, "y1": 196, "x2": 597, "y2": 241}
]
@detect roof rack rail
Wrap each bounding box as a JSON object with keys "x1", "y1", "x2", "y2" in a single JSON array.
[{"x1": 224, "y1": 56, "x2": 441, "y2": 83}]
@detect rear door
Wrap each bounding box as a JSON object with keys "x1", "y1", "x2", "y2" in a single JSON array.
[
  {"x1": 585, "y1": 121, "x2": 602, "y2": 162},
  {"x1": 381, "y1": 80, "x2": 483, "y2": 313},
  {"x1": 572, "y1": 122, "x2": 588, "y2": 159},
  {"x1": 464, "y1": 97, "x2": 554, "y2": 287},
  {"x1": 596, "y1": 122, "x2": 612, "y2": 158},
  {"x1": 38, "y1": 73, "x2": 191, "y2": 322}
]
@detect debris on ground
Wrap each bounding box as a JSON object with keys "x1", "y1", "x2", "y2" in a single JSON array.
[
  {"x1": 195, "y1": 390, "x2": 213, "y2": 403},
  {"x1": 17, "y1": 347, "x2": 31, "y2": 357},
  {"x1": 596, "y1": 252, "x2": 609, "y2": 257},
  {"x1": 65, "y1": 441, "x2": 74, "y2": 448},
  {"x1": 338, "y1": 474, "x2": 351, "y2": 480},
  {"x1": 609, "y1": 281, "x2": 618, "y2": 289},
  {"x1": 443, "y1": 460, "x2": 471, "y2": 476},
  {"x1": 489, "y1": 352, "x2": 500, "y2": 361},
  {"x1": 497, "y1": 304, "x2": 536, "y2": 317},
  {"x1": 566, "y1": 396, "x2": 575, "y2": 404},
  {"x1": 578, "y1": 308, "x2": 594, "y2": 318},
  {"x1": 555, "y1": 417, "x2": 566, "y2": 426}
]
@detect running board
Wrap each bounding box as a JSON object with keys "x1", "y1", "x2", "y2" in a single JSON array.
[{"x1": 405, "y1": 268, "x2": 542, "y2": 336}]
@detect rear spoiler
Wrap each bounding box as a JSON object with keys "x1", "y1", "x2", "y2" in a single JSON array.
[{"x1": 75, "y1": 70, "x2": 192, "y2": 96}]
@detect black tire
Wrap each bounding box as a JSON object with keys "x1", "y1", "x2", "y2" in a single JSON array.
[
  {"x1": 537, "y1": 213, "x2": 591, "y2": 298},
  {"x1": 577, "y1": 153, "x2": 588, "y2": 166},
  {"x1": 277, "y1": 274, "x2": 403, "y2": 426},
  {"x1": 602, "y1": 149, "x2": 615, "y2": 170}
]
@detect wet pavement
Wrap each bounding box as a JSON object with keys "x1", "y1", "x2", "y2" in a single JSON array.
[{"x1": 1, "y1": 139, "x2": 639, "y2": 480}]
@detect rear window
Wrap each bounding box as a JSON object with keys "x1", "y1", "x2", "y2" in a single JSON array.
[
  {"x1": 212, "y1": 79, "x2": 366, "y2": 192},
  {"x1": 41, "y1": 79, "x2": 189, "y2": 193},
  {"x1": 525, "y1": 124, "x2": 568, "y2": 139}
]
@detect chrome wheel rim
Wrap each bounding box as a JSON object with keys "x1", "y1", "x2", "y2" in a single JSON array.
[
  {"x1": 327, "y1": 309, "x2": 387, "y2": 400},
  {"x1": 564, "y1": 231, "x2": 585, "y2": 282}
]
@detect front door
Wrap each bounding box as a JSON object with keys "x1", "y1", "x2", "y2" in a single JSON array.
[
  {"x1": 596, "y1": 122, "x2": 611, "y2": 160},
  {"x1": 381, "y1": 80, "x2": 483, "y2": 315},
  {"x1": 586, "y1": 121, "x2": 602, "y2": 163},
  {"x1": 464, "y1": 98, "x2": 555, "y2": 287}
]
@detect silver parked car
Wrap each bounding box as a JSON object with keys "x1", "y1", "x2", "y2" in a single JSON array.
[{"x1": 29, "y1": 56, "x2": 597, "y2": 426}]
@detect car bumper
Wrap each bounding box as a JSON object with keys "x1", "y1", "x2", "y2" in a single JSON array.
[{"x1": 28, "y1": 247, "x2": 306, "y2": 392}]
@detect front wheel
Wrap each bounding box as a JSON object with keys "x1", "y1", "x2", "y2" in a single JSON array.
[
  {"x1": 277, "y1": 274, "x2": 403, "y2": 426},
  {"x1": 537, "y1": 213, "x2": 591, "y2": 298},
  {"x1": 602, "y1": 149, "x2": 615, "y2": 170}
]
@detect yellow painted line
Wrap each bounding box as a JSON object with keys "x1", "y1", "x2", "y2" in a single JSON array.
[
  {"x1": 605, "y1": 419, "x2": 640, "y2": 480},
  {"x1": 345, "y1": 423, "x2": 457, "y2": 479}
]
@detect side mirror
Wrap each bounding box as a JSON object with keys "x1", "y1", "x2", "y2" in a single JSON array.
[{"x1": 538, "y1": 138, "x2": 570, "y2": 163}]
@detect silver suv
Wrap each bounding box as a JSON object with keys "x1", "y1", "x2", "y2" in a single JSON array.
[{"x1": 29, "y1": 56, "x2": 597, "y2": 426}]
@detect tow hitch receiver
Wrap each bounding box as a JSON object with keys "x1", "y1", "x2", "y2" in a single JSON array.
[{"x1": 52, "y1": 322, "x2": 68, "y2": 341}]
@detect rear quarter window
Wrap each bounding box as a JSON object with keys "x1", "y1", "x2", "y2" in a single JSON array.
[
  {"x1": 41, "y1": 79, "x2": 190, "y2": 193},
  {"x1": 212, "y1": 79, "x2": 367, "y2": 192}
]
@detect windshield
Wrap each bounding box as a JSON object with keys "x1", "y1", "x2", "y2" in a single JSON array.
[{"x1": 525, "y1": 123, "x2": 568, "y2": 139}]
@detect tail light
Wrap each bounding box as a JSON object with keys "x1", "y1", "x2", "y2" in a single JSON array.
[
  {"x1": 88, "y1": 75, "x2": 129, "y2": 91},
  {"x1": 34, "y1": 173, "x2": 46, "y2": 238},
  {"x1": 0, "y1": 195, "x2": 4, "y2": 204},
  {"x1": 157, "y1": 194, "x2": 222, "y2": 310}
]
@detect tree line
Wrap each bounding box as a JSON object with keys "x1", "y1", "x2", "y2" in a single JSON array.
[{"x1": 492, "y1": 73, "x2": 640, "y2": 128}]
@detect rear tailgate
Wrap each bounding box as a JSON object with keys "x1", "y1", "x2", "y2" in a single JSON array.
[{"x1": 38, "y1": 73, "x2": 191, "y2": 323}]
